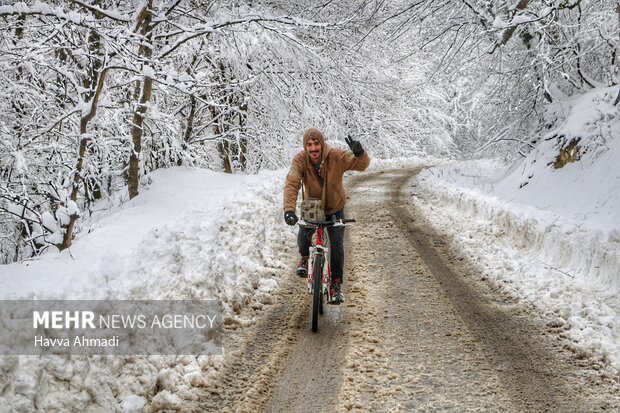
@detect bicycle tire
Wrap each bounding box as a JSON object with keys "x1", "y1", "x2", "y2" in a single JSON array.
[
  {"x1": 311, "y1": 254, "x2": 323, "y2": 332},
  {"x1": 319, "y1": 232, "x2": 329, "y2": 316}
]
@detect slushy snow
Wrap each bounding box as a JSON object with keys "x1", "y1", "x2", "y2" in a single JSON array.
[{"x1": 0, "y1": 167, "x2": 295, "y2": 411}]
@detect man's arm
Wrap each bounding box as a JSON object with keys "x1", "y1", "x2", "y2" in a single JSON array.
[
  {"x1": 283, "y1": 156, "x2": 304, "y2": 212},
  {"x1": 336, "y1": 148, "x2": 370, "y2": 172}
]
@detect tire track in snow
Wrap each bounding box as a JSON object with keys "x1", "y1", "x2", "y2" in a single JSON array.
[
  {"x1": 262, "y1": 237, "x2": 354, "y2": 412},
  {"x1": 195, "y1": 244, "x2": 351, "y2": 412},
  {"x1": 381, "y1": 167, "x2": 615, "y2": 412},
  {"x1": 336, "y1": 169, "x2": 513, "y2": 412},
  {"x1": 196, "y1": 275, "x2": 309, "y2": 412}
]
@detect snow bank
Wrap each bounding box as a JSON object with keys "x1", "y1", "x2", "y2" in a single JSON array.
[
  {"x1": 493, "y1": 86, "x2": 620, "y2": 231},
  {"x1": 414, "y1": 88, "x2": 620, "y2": 372},
  {"x1": 416, "y1": 159, "x2": 620, "y2": 372},
  {"x1": 420, "y1": 159, "x2": 620, "y2": 289},
  {"x1": 0, "y1": 167, "x2": 294, "y2": 411}
]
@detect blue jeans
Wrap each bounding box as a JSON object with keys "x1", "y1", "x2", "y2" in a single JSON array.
[{"x1": 298, "y1": 209, "x2": 345, "y2": 283}]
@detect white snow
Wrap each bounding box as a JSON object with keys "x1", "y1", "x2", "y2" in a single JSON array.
[
  {"x1": 0, "y1": 166, "x2": 295, "y2": 411},
  {"x1": 120, "y1": 394, "x2": 146, "y2": 413},
  {"x1": 11, "y1": 151, "x2": 28, "y2": 175},
  {"x1": 414, "y1": 88, "x2": 620, "y2": 372},
  {"x1": 415, "y1": 159, "x2": 620, "y2": 371},
  {"x1": 141, "y1": 65, "x2": 156, "y2": 78},
  {"x1": 65, "y1": 200, "x2": 80, "y2": 218}
]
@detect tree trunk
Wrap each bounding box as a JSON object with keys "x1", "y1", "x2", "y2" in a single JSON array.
[
  {"x1": 218, "y1": 140, "x2": 233, "y2": 174},
  {"x1": 59, "y1": 8, "x2": 108, "y2": 250},
  {"x1": 179, "y1": 94, "x2": 197, "y2": 167},
  {"x1": 60, "y1": 118, "x2": 89, "y2": 250},
  {"x1": 128, "y1": 0, "x2": 154, "y2": 199},
  {"x1": 496, "y1": 0, "x2": 533, "y2": 48},
  {"x1": 237, "y1": 101, "x2": 248, "y2": 170},
  {"x1": 60, "y1": 72, "x2": 108, "y2": 250}
]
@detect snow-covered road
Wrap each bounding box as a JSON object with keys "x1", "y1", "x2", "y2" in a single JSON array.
[
  {"x1": 182, "y1": 168, "x2": 620, "y2": 412},
  {"x1": 2, "y1": 165, "x2": 618, "y2": 412}
]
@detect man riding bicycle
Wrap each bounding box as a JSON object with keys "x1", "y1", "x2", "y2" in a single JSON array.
[{"x1": 283, "y1": 128, "x2": 370, "y2": 304}]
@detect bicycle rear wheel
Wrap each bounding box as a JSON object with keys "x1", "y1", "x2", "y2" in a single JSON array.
[{"x1": 311, "y1": 254, "x2": 323, "y2": 332}]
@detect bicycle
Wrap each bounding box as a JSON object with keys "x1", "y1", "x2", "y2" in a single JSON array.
[{"x1": 299, "y1": 217, "x2": 355, "y2": 332}]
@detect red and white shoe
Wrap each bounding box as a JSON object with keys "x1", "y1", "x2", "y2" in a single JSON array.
[{"x1": 329, "y1": 280, "x2": 345, "y2": 305}]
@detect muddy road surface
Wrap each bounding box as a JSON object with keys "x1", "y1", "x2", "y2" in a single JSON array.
[{"x1": 193, "y1": 168, "x2": 620, "y2": 413}]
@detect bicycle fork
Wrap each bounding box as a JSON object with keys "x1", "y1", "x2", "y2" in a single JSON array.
[{"x1": 307, "y1": 247, "x2": 331, "y2": 297}]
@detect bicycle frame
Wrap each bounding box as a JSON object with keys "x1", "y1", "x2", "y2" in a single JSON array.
[
  {"x1": 307, "y1": 226, "x2": 331, "y2": 300},
  {"x1": 298, "y1": 217, "x2": 355, "y2": 332}
]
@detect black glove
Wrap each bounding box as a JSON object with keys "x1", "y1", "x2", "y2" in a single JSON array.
[
  {"x1": 345, "y1": 135, "x2": 364, "y2": 157},
  {"x1": 284, "y1": 211, "x2": 298, "y2": 226}
]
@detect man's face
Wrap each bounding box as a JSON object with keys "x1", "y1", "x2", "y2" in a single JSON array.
[{"x1": 305, "y1": 138, "x2": 322, "y2": 164}]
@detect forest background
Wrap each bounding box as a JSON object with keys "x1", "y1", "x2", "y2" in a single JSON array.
[{"x1": 1, "y1": 0, "x2": 618, "y2": 263}]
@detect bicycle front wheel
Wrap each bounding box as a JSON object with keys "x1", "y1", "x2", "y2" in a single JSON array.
[{"x1": 311, "y1": 254, "x2": 323, "y2": 332}]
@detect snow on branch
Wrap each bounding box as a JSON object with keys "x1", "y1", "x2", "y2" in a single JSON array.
[
  {"x1": 158, "y1": 14, "x2": 339, "y2": 60},
  {"x1": 66, "y1": 0, "x2": 131, "y2": 22},
  {"x1": 488, "y1": 0, "x2": 582, "y2": 52},
  {"x1": 0, "y1": 1, "x2": 91, "y2": 24}
]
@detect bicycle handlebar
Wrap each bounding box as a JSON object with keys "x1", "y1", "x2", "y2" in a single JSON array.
[{"x1": 298, "y1": 218, "x2": 356, "y2": 227}]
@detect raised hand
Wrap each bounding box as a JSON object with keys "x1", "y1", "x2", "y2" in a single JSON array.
[{"x1": 345, "y1": 135, "x2": 364, "y2": 157}]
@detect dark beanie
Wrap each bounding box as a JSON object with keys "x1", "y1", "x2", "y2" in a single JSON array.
[{"x1": 303, "y1": 128, "x2": 325, "y2": 147}]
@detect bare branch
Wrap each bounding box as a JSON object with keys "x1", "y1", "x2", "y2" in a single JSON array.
[{"x1": 66, "y1": 0, "x2": 131, "y2": 22}]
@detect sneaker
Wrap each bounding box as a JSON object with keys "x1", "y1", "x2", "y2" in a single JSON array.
[
  {"x1": 296, "y1": 256, "x2": 309, "y2": 277},
  {"x1": 329, "y1": 280, "x2": 345, "y2": 305}
]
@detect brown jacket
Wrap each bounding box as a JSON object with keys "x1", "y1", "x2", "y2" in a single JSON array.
[{"x1": 283, "y1": 141, "x2": 371, "y2": 215}]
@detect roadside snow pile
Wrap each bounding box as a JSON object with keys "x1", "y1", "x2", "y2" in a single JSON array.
[
  {"x1": 414, "y1": 87, "x2": 620, "y2": 372},
  {"x1": 0, "y1": 167, "x2": 293, "y2": 412}
]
